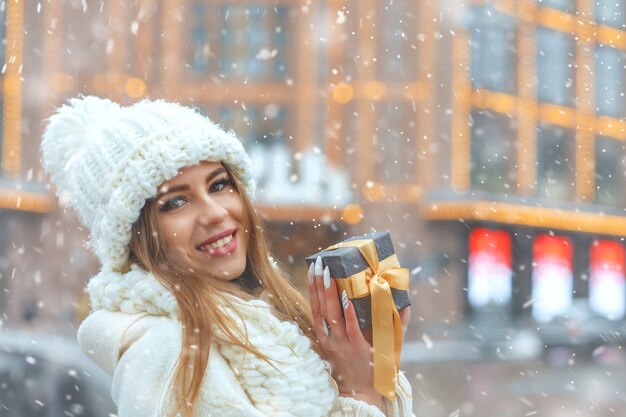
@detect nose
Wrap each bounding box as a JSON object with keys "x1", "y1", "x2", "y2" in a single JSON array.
[{"x1": 196, "y1": 194, "x2": 228, "y2": 225}]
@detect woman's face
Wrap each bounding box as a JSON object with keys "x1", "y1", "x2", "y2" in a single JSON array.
[{"x1": 155, "y1": 161, "x2": 248, "y2": 282}]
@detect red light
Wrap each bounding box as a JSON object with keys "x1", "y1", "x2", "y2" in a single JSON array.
[
  {"x1": 533, "y1": 234, "x2": 572, "y2": 269},
  {"x1": 469, "y1": 227, "x2": 512, "y2": 267},
  {"x1": 590, "y1": 240, "x2": 625, "y2": 273}
]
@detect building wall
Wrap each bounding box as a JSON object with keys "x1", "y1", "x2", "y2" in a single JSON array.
[{"x1": 2, "y1": 0, "x2": 626, "y2": 332}]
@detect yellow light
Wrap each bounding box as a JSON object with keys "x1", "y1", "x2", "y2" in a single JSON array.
[
  {"x1": 332, "y1": 83, "x2": 354, "y2": 104},
  {"x1": 537, "y1": 7, "x2": 575, "y2": 34},
  {"x1": 3, "y1": 73, "x2": 20, "y2": 95},
  {"x1": 362, "y1": 181, "x2": 386, "y2": 202},
  {"x1": 125, "y1": 77, "x2": 146, "y2": 99},
  {"x1": 0, "y1": 189, "x2": 56, "y2": 213},
  {"x1": 401, "y1": 185, "x2": 422, "y2": 203},
  {"x1": 404, "y1": 82, "x2": 426, "y2": 101},
  {"x1": 342, "y1": 203, "x2": 364, "y2": 225},
  {"x1": 362, "y1": 80, "x2": 387, "y2": 101}
]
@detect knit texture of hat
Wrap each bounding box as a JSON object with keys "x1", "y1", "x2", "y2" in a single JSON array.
[{"x1": 41, "y1": 96, "x2": 255, "y2": 271}]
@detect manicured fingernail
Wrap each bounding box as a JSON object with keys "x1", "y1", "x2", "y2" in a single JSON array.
[
  {"x1": 307, "y1": 262, "x2": 315, "y2": 283},
  {"x1": 322, "y1": 318, "x2": 330, "y2": 336},
  {"x1": 342, "y1": 290, "x2": 349, "y2": 310},
  {"x1": 315, "y1": 256, "x2": 323, "y2": 276},
  {"x1": 323, "y1": 266, "x2": 330, "y2": 288}
]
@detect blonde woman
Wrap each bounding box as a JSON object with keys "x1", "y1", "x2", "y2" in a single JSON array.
[{"x1": 41, "y1": 96, "x2": 414, "y2": 417}]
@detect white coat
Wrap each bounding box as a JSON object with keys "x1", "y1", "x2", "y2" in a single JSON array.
[{"x1": 78, "y1": 266, "x2": 415, "y2": 417}]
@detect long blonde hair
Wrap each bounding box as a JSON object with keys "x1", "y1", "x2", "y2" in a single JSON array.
[{"x1": 128, "y1": 165, "x2": 320, "y2": 417}]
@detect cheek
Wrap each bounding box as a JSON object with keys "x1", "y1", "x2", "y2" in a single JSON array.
[
  {"x1": 225, "y1": 192, "x2": 246, "y2": 224},
  {"x1": 158, "y1": 217, "x2": 193, "y2": 257}
]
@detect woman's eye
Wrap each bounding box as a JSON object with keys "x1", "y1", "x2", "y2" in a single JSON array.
[
  {"x1": 209, "y1": 177, "x2": 232, "y2": 193},
  {"x1": 159, "y1": 196, "x2": 186, "y2": 211}
]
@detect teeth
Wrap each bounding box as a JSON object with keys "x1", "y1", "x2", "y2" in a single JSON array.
[{"x1": 200, "y1": 234, "x2": 233, "y2": 252}]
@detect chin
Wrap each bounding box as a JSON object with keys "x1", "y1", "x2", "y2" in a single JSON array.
[{"x1": 209, "y1": 263, "x2": 247, "y2": 282}]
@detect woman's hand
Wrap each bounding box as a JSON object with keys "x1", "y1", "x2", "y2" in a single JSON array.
[{"x1": 307, "y1": 257, "x2": 386, "y2": 408}]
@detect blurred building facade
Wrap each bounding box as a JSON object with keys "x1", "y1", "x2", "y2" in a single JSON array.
[{"x1": 0, "y1": 0, "x2": 625, "y2": 342}]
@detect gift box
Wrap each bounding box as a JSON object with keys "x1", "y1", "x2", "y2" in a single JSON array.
[
  {"x1": 305, "y1": 231, "x2": 411, "y2": 329},
  {"x1": 306, "y1": 230, "x2": 410, "y2": 400}
]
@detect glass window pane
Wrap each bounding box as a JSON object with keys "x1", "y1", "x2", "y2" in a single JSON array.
[
  {"x1": 470, "y1": 7, "x2": 517, "y2": 93},
  {"x1": 209, "y1": 104, "x2": 287, "y2": 148},
  {"x1": 537, "y1": 124, "x2": 575, "y2": 200},
  {"x1": 596, "y1": 0, "x2": 626, "y2": 29},
  {"x1": 205, "y1": 5, "x2": 290, "y2": 80},
  {"x1": 595, "y1": 46, "x2": 626, "y2": 118},
  {"x1": 206, "y1": 104, "x2": 288, "y2": 199},
  {"x1": 596, "y1": 136, "x2": 626, "y2": 207},
  {"x1": 537, "y1": 27, "x2": 575, "y2": 106},
  {"x1": 0, "y1": 100, "x2": 3, "y2": 163},
  {"x1": 59, "y1": 3, "x2": 108, "y2": 75},
  {"x1": 538, "y1": 0, "x2": 575, "y2": 13},
  {"x1": 377, "y1": 2, "x2": 418, "y2": 82},
  {"x1": 470, "y1": 110, "x2": 517, "y2": 193},
  {"x1": 189, "y1": 3, "x2": 209, "y2": 74},
  {"x1": 372, "y1": 102, "x2": 418, "y2": 184},
  {"x1": 0, "y1": 3, "x2": 5, "y2": 68}
]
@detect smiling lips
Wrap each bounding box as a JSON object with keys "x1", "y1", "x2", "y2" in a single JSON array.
[{"x1": 198, "y1": 230, "x2": 237, "y2": 256}]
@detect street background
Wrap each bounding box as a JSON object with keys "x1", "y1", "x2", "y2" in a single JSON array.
[{"x1": 2, "y1": 1, "x2": 626, "y2": 415}]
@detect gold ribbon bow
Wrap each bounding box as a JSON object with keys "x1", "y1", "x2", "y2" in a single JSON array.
[{"x1": 324, "y1": 238, "x2": 409, "y2": 401}]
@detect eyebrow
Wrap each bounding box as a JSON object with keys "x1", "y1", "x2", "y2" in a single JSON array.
[{"x1": 156, "y1": 167, "x2": 227, "y2": 200}]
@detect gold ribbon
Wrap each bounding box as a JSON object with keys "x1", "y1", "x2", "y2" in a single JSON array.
[{"x1": 324, "y1": 238, "x2": 409, "y2": 401}]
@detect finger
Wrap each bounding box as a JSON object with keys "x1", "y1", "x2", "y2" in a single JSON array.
[
  {"x1": 361, "y1": 325, "x2": 373, "y2": 346},
  {"x1": 341, "y1": 292, "x2": 370, "y2": 349},
  {"x1": 307, "y1": 262, "x2": 327, "y2": 341},
  {"x1": 398, "y1": 306, "x2": 411, "y2": 336},
  {"x1": 323, "y1": 267, "x2": 347, "y2": 339},
  {"x1": 314, "y1": 257, "x2": 328, "y2": 322}
]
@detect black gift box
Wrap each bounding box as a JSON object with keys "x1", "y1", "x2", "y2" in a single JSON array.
[{"x1": 306, "y1": 231, "x2": 411, "y2": 329}]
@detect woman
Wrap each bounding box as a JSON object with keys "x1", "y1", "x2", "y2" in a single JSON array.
[{"x1": 41, "y1": 96, "x2": 414, "y2": 417}]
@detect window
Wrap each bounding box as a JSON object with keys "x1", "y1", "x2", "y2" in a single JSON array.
[
  {"x1": 470, "y1": 110, "x2": 517, "y2": 193},
  {"x1": 59, "y1": 2, "x2": 109, "y2": 75},
  {"x1": 595, "y1": 136, "x2": 626, "y2": 207},
  {"x1": 0, "y1": 2, "x2": 5, "y2": 70},
  {"x1": 595, "y1": 46, "x2": 626, "y2": 118},
  {"x1": 187, "y1": 5, "x2": 290, "y2": 80},
  {"x1": 0, "y1": 101, "x2": 3, "y2": 164},
  {"x1": 377, "y1": 2, "x2": 418, "y2": 82},
  {"x1": 537, "y1": 124, "x2": 575, "y2": 200},
  {"x1": 470, "y1": 7, "x2": 517, "y2": 93},
  {"x1": 596, "y1": 0, "x2": 626, "y2": 29},
  {"x1": 213, "y1": 104, "x2": 288, "y2": 148},
  {"x1": 537, "y1": 27, "x2": 575, "y2": 106},
  {"x1": 189, "y1": 3, "x2": 209, "y2": 74},
  {"x1": 373, "y1": 102, "x2": 418, "y2": 184},
  {"x1": 211, "y1": 104, "x2": 288, "y2": 197},
  {"x1": 0, "y1": 2, "x2": 6, "y2": 173}
]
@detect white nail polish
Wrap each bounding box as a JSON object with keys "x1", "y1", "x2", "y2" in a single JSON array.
[
  {"x1": 307, "y1": 262, "x2": 315, "y2": 283},
  {"x1": 323, "y1": 266, "x2": 330, "y2": 288},
  {"x1": 342, "y1": 290, "x2": 349, "y2": 310},
  {"x1": 315, "y1": 256, "x2": 323, "y2": 276}
]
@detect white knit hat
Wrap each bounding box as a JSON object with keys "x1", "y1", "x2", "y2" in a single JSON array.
[{"x1": 41, "y1": 96, "x2": 255, "y2": 272}]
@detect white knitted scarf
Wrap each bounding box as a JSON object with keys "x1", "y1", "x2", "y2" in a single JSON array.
[{"x1": 88, "y1": 265, "x2": 337, "y2": 417}]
